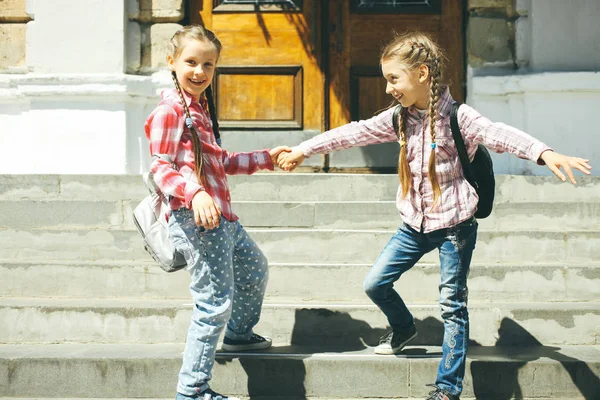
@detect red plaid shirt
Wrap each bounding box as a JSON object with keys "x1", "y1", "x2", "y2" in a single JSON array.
[
  {"x1": 145, "y1": 88, "x2": 274, "y2": 221},
  {"x1": 297, "y1": 86, "x2": 552, "y2": 233}
]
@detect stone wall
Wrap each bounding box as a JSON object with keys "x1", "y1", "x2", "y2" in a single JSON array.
[
  {"x1": 1, "y1": 0, "x2": 520, "y2": 75},
  {"x1": 0, "y1": 0, "x2": 31, "y2": 72},
  {"x1": 467, "y1": 0, "x2": 517, "y2": 71},
  {"x1": 466, "y1": 0, "x2": 600, "y2": 176},
  {"x1": 127, "y1": 0, "x2": 184, "y2": 74}
]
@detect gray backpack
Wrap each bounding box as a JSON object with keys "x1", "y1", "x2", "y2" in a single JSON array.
[{"x1": 132, "y1": 154, "x2": 187, "y2": 272}]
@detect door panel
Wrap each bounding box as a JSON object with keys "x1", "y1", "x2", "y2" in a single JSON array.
[
  {"x1": 192, "y1": 0, "x2": 322, "y2": 130},
  {"x1": 217, "y1": 66, "x2": 302, "y2": 128}
]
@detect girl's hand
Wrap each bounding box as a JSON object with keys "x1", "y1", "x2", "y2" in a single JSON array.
[
  {"x1": 540, "y1": 150, "x2": 592, "y2": 184},
  {"x1": 269, "y1": 146, "x2": 292, "y2": 166},
  {"x1": 278, "y1": 147, "x2": 306, "y2": 171},
  {"x1": 191, "y1": 190, "x2": 222, "y2": 229}
]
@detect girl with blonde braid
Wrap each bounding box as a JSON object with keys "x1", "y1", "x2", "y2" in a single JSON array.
[
  {"x1": 145, "y1": 25, "x2": 290, "y2": 400},
  {"x1": 278, "y1": 32, "x2": 590, "y2": 400}
]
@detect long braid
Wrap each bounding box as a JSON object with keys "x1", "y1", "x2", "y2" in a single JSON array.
[
  {"x1": 398, "y1": 107, "x2": 412, "y2": 198},
  {"x1": 171, "y1": 71, "x2": 205, "y2": 185},
  {"x1": 428, "y1": 56, "x2": 442, "y2": 206}
]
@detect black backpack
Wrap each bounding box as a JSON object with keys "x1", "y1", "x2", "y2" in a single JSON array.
[{"x1": 392, "y1": 103, "x2": 495, "y2": 218}]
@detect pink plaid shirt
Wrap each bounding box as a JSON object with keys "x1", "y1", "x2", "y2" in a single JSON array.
[
  {"x1": 145, "y1": 88, "x2": 274, "y2": 221},
  {"x1": 298, "y1": 87, "x2": 552, "y2": 233}
]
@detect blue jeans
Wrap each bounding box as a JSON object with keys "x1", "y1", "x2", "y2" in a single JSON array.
[
  {"x1": 168, "y1": 208, "x2": 269, "y2": 396},
  {"x1": 363, "y1": 218, "x2": 478, "y2": 396}
]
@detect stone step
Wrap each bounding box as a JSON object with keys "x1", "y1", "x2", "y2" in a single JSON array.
[
  {"x1": 1, "y1": 199, "x2": 599, "y2": 231},
  {"x1": 0, "y1": 398, "x2": 578, "y2": 400},
  {"x1": 0, "y1": 228, "x2": 597, "y2": 264},
  {"x1": 1, "y1": 174, "x2": 599, "y2": 203},
  {"x1": 1, "y1": 298, "x2": 598, "y2": 346},
  {"x1": 0, "y1": 344, "x2": 598, "y2": 399},
  {"x1": 1, "y1": 260, "x2": 598, "y2": 303}
]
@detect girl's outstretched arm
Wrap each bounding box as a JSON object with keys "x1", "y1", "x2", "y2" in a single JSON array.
[
  {"x1": 221, "y1": 146, "x2": 291, "y2": 175},
  {"x1": 459, "y1": 104, "x2": 591, "y2": 184},
  {"x1": 278, "y1": 107, "x2": 399, "y2": 171}
]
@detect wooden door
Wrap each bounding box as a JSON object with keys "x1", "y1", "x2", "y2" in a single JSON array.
[
  {"x1": 326, "y1": 0, "x2": 465, "y2": 171},
  {"x1": 191, "y1": 0, "x2": 465, "y2": 171},
  {"x1": 329, "y1": 0, "x2": 465, "y2": 126},
  {"x1": 191, "y1": 0, "x2": 323, "y2": 130}
]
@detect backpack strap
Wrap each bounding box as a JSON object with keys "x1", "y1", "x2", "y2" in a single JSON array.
[
  {"x1": 450, "y1": 102, "x2": 477, "y2": 188},
  {"x1": 392, "y1": 105, "x2": 402, "y2": 139}
]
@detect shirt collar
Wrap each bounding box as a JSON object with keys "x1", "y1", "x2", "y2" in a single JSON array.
[{"x1": 404, "y1": 85, "x2": 453, "y2": 124}]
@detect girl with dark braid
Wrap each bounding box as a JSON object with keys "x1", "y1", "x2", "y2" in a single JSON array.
[
  {"x1": 278, "y1": 32, "x2": 590, "y2": 400},
  {"x1": 145, "y1": 25, "x2": 291, "y2": 400}
]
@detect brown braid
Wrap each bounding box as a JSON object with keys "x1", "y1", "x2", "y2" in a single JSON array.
[
  {"x1": 397, "y1": 107, "x2": 412, "y2": 198},
  {"x1": 428, "y1": 56, "x2": 442, "y2": 206},
  {"x1": 381, "y1": 32, "x2": 446, "y2": 203},
  {"x1": 171, "y1": 71, "x2": 205, "y2": 185}
]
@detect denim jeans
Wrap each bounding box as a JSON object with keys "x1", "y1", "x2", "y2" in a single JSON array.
[
  {"x1": 168, "y1": 208, "x2": 269, "y2": 396},
  {"x1": 363, "y1": 218, "x2": 477, "y2": 396}
]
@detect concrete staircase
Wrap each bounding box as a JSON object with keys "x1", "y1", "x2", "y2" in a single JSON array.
[{"x1": 0, "y1": 173, "x2": 599, "y2": 399}]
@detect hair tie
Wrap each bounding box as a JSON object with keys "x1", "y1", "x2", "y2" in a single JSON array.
[
  {"x1": 400, "y1": 140, "x2": 406, "y2": 147},
  {"x1": 431, "y1": 142, "x2": 437, "y2": 149},
  {"x1": 185, "y1": 118, "x2": 193, "y2": 129}
]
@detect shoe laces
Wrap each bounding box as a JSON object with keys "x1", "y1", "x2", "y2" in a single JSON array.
[
  {"x1": 201, "y1": 389, "x2": 227, "y2": 400},
  {"x1": 250, "y1": 333, "x2": 265, "y2": 342},
  {"x1": 379, "y1": 331, "x2": 393, "y2": 344},
  {"x1": 425, "y1": 384, "x2": 455, "y2": 400}
]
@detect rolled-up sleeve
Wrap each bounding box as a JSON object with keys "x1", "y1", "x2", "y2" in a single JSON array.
[{"x1": 298, "y1": 107, "x2": 399, "y2": 157}]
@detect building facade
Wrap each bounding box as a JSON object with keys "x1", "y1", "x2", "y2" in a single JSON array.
[{"x1": 0, "y1": 0, "x2": 598, "y2": 175}]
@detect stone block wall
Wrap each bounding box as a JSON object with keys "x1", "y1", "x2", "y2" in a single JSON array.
[
  {"x1": 1, "y1": 0, "x2": 525, "y2": 75},
  {"x1": 0, "y1": 0, "x2": 31, "y2": 71},
  {"x1": 127, "y1": 0, "x2": 184, "y2": 74},
  {"x1": 467, "y1": 0, "x2": 518, "y2": 70}
]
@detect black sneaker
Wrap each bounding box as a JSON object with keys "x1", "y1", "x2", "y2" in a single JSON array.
[
  {"x1": 176, "y1": 389, "x2": 240, "y2": 400},
  {"x1": 221, "y1": 333, "x2": 272, "y2": 352},
  {"x1": 374, "y1": 324, "x2": 417, "y2": 355},
  {"x1": 425, "y1": 384, "x2": 460, "y2": 400}
]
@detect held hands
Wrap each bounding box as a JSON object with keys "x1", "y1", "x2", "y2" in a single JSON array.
[
  {"x1": 540, "y1": 150, "x2": 592, "y2": 184},
  {"x1": 191, "y1": 190, "x2": 222, "y2": 229},
  {"x1": 269, "y1": 146, "x2": 292, "y2": 166},
  {"x1": 276, "y1": 147, "x2": 306, "y2": 172}
]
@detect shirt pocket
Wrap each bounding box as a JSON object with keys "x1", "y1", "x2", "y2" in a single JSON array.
[{"x1": 435, "y1": 137, "x2": 456, "y2": 162}]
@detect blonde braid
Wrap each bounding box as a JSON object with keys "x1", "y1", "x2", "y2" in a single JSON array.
[
  {"x1": 398, "y1": 107, "x2": 412, "y2": 198},
  {"x1": 428, "y1": 56, "x2": 442, "y2": 206},
  {"x1": 171, "y1": 71, "x2": 205, "y2": 185}
]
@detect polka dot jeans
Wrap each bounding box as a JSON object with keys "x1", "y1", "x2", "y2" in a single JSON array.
[{"x1": 169, "y1": 208, "x2": 269, "y2": 396}]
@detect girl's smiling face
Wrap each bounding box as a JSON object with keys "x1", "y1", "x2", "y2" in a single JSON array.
[
  {"x1": 381, "y1": 58, "x2": 430, "y2": 110},
  {"x1": 168, "y1": 38, "x2": 219, "y2": 101}
]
